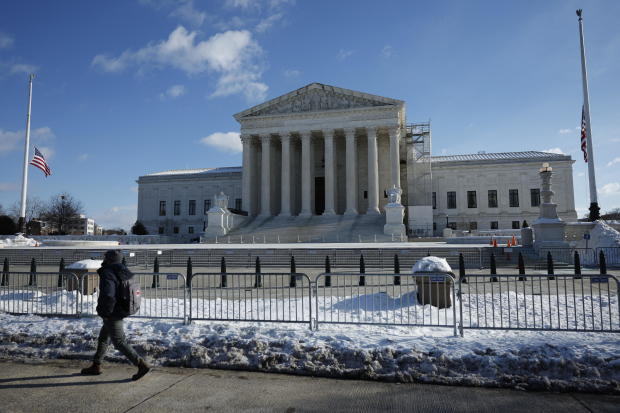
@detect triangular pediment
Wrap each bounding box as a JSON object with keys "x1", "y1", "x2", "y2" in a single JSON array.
[{"x1": 234, "y1": 83, "x2": 403, "y2": 119}]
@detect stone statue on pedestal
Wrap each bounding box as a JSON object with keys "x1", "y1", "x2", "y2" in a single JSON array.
[
  {"x1": 384, "y1": 185, "x2": 407, "y2": 238},
  {"x1": 532, "y1": 163, "x2": 568, "y2": 249}
]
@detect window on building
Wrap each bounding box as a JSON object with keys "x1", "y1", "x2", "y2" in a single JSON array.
[
  {"x1": 363, "y1": 190, "x2": 368, "y2": 199},
  {"x1": 204, "y1": 199, "x2": 211, "y2": 214},
  {"x1": 488, "y1": 190, "x2": 498, "y2": 208},
  {"x1": 490, "y1": 221, "x2": 499, "y2": 229},
  {"x1": 467, "y1": 191, "x2": 477, "y2": 208},
  {"x1": 188, "y1": 226, "x2": 194, "y2": 234},
  {"x1": 159, "y1": 201, "x2": 166, "y2": 216},
  {"x1": 432, "y1": 192, "x2": 436, "y2": 209},
  {"x1": 512, "y1": 220, "x2": 520, "y2": 229},
  {"x1": 469, "y1": 221, "x2": 478, "y2": 230},
  {"x1": 447, "y1": 191, "x2": 456, "y2": 209},
  {"x1": 188, "y1": 200, "x2": 196, "y2": 215},
  {"x1": 509, "y1": 189, "x2": 519, "y2": 207},
  {"x1": 174, "y1": 200, "x2": 181, "y2": 215},
  {"x1": 433, "y1": 222, "x2": 437, "y2": 231},
  {"x1": 235, "y1": 198, "x2": 242, "y2": 210},
  {"x1": 530, "y1": 188, "x2": 540, "y2": 207},
  {"x1": 158, "y1": 226, "x2": 164, "y2": 234},
  {"x1": 173, "y1": 226, "x2": 179, "y2": 234}
]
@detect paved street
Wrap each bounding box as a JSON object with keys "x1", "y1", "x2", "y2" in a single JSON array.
[{"x1": 0, "y1": 359, "x2": 618, "y2": 413}]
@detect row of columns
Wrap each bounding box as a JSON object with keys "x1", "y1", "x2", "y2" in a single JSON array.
[{"x1": 241, "y1": 127, "x2": 401, "y2": 217}]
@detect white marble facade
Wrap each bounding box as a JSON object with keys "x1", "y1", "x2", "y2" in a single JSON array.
[{"x1": 236, "y1": 83, "x2": 405, "y2": 217}]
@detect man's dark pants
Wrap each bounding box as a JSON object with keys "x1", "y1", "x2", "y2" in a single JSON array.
[{"x1": 93, "y1": 318, "x2": 140, "y2": 365}]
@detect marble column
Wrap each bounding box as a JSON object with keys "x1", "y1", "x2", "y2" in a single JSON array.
[
  {"x1": 300, "y1": 131, "x2": 313, "y2": 217},
  {"x1": 260, "y1": 134, "x2": 272, "y2": 216},
  {"x1": 241, "y1": 134, "x2": 254, "y2": 215},
  {"x1": 344, "y1": 128, "x2": 358, "y2": 215},
  {"x1": 367, "y1": 127, "x2": 380, "y2": 214},
  {"x1": 279, "y1": 133, "x2": 292, "y2": 216},
  {"x1": 389, "y1": 127, "x2": 401, "y2": 190},
  {"x1": 323, "y1": 129, "x2": 336, "y2": 215}
]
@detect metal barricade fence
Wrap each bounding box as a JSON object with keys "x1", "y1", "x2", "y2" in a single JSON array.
[
  {"x1": 77, "y1": 272, "x2": 187, "y2": 321},
  {"x1": 597, "y1": 247, "x2": 620, "y2": 266},
  {"x1": 190, "y1": 272, "x2": 312, "y2": 328},
  {"x1": 314, "y1": 272, "x2": 458, "y2": 335},
  {"x1": 0, "y1": 271, "x2": 80, "y2": 316},
  {"x1": 458, "y1": 274, "x2": 620, "y2": 333}
]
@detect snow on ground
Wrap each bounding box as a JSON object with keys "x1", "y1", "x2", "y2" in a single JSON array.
[
  {"x1": 1, "y1": 291, "x2": 619, "y2": 393},
  {"x1": 0, "y1": 234, "x2": 39, "y2": 247}
]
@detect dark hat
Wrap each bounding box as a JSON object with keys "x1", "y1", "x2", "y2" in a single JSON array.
[{"x1": 103, "y1": 250, "x2": 123, "y2": 264}]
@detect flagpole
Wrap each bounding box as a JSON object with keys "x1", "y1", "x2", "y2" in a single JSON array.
[
  {"x1": 18, "y1": 73, "x2": 35, "y2": 234},
  {"x1": 576, "y1": 9, "x2": 599, "y2": 220}
]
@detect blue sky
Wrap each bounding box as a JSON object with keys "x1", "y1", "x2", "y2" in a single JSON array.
[{"x1": 1, "y1": 0, "x2": 619, "y2": 229}]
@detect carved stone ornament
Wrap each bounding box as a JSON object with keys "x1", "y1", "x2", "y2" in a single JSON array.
[
  {"x1": 215, "y1": 192, "x2": 229, "y2": 209},
  {"x1": 387, "y1": 185, "x2": 402, "y2": 205},
  {"x1": 247, "y1": 88, "x2": 392, "y2": 117}
]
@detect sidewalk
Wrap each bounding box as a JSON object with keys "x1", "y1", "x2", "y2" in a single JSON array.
[{"x1": 0, "y1": 359, "x2": 617, "y2": 413}]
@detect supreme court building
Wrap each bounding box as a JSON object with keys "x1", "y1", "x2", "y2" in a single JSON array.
[{"x1": 137, "y1": 83, "x2": 577, "y2": 239}]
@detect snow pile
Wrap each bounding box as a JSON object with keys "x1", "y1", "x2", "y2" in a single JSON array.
[
  {"x1": 0, "y1": 312, "x2": 618, "y2": 393},
  {"x1": 66, "y1": 259, "x2": 103, "y2": 270},
  {"x1": 0, "y1": 234, "x2": 39, "y2": 247},
  {"x1": 412, "y1": 256, "x2": 453, "y2": 274},
  {"x1": 570, "y1": 221, "x2": 620, "y2": 264}
]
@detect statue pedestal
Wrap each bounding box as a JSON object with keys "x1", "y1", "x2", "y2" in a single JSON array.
[
  {"x1": 384, "y1": 203, "x2": 406, "y2": 237},
  {"x1": 532, "y1": 217, "x2": 568, "y2": 249},
  {"x1": 205, "y1": 208, "x2": 229, "y2": 236}
]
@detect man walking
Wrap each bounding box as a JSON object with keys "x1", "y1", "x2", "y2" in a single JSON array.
[{"x1": 81, "y1": 250, "x2": 150, "y2": 380}]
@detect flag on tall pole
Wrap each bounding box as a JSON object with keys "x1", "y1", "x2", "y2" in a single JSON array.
[
  {"x1": 29, "y1": 147, "x2": 51, "y2": 177},
  {"x1": 576, "y1": 9, "x2": 600, "y2": 221},
  {"x1": 18, "y1": 74, "x2": 35, "y2": 234},
  {"x1": 580, "y1": 106, "x2": 587, "y2": 162}
]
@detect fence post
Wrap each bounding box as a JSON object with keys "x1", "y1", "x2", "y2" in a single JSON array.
[
  {"x1": 254, "y1": 256, "x2": 262, "y2": 287},
  {"x1": 57, "y1": 258, "x2": 65, "y2": 287},
  {"x1": 547, "y1": 252, "x2": 555, "y2": 280},
  {"x1": 394, "y1": 254, "x2": 401, "y2": 285},
  {"x1": 459, "y1": 253, "x2": 466, "y2": 284},
  {"x1": 1, "y1": 257, "x2": 8, "y2": 286},
  {"x1": 220, "y1": 257, "x2": 227, "y2": 288},
  {"x1": 490, "y1": 253, "x2": 498, "y2": 282},
  {"x1": 28, "y1": 258, "x2": 37, "y2": 286},
  {"x1": 574, "y1": 251, "x2": 582, "y2": 279},
  {"x1": 599, "y1": 250, "x2": 607, "y2": 275},
  {"x1": 289, "y1": 256, "x2": 297, "y2": 287},
  {"x1": 121, "y1": 256, "x2": 127, "y2": 266},
  {"x1": 186, "y1": 257, "x2": 193, "y2": 288},
  {"x1": 324, "y1": 256, "x2": 331, "y2": 287},
  {"x1": 152, "y1": 257, "x2": 160, "y2": 288},
  {"x1": 518, "y1": 252, "x2": 526, "y2": 281},
  {"x1": 359, "y1": 254, "x2": 366, "y2": 286}
]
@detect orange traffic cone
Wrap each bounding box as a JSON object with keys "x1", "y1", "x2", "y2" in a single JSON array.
[
  {"x1": 489, "y1": 238, "x2": 494, "y2": 246},
  {"x1": 512, "y1": 235, "x2": 517, "y2": 246},
  {"x1": 493, "y1": 239, "x2": 498, "y2": 248}
]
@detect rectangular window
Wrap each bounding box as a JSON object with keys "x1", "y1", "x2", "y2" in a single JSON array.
[
  {"x1": 432, "y1": 192, "x2": 436, "y2": 209},
  {"x1": 490, "y1": 221, "x2": 499, "y2": 229},
  {"x1": 173, "y1": 226, "x2": 179, "y2": 234},
  {"x1": 363, "y1": 190, "x2": 368, "y2": 199},
  {"x1": 433, "y1": 222, "x2": 437, "y2": 231},
  {"x1": 235, "y1": 198, "x2": 242, "y2": 210},
  {"x1": 469, "y1": 221, "x2": 478, "y2": 230},
  {"x1": 204, "y1": 200, "x2": 211, "y2": 214},
  {"x1": 447, "y1": 191, "x2": 456, "y2": 209},
  {"x1": 509, "y1": 189, "x2": 519, "y2": 207},
  {"x1": 488, "y1": 190, "x2": 498, "y2": 208},
  {"x1": 158, "y1": 226, "x2": 164, "y2": 234},
  {"x1": 512, "y1": 220, "x2": 520, "y2": 229},
  {"x1": 188, "y1": 226, "x2": 194, "y2": 234},
  {"x1": 188, "y1": 200, "x2": 196, "y2": 215},
  {"x1": 530, "y1": 188, "x2": 540, "y2": 207},
  {"x1": 174, "y1": 200, "x2": 181, "y2": 215},
  {"x1": 159, "y1": 201, "x2": 166, "y2": 216},
  {"x1": 467, "y1": 191, "x2": 477, "y2": 208}
]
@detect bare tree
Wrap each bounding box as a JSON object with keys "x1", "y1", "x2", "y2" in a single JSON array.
[
  {"x1": 9, "y1": 197, "x2": 46, "y2": 224},
  {"x1": 41, "y1": 193, "x2": 84, "y2": 235}
]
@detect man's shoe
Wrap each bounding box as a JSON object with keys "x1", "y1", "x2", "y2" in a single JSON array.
[
  {"x1": 80, "y1": 363, "x2": 102, "y2": 375},
  {"x1": 131, "y1": 359, "x2": 151, "y2": 381}
]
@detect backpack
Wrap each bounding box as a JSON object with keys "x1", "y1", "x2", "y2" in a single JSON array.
[{"x1": 116, "y1": 274, "x2": 142, "y2": 317}]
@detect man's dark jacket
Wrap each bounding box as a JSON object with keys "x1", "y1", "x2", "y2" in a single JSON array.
[{"x1": 96, "y1": 262, "x2": 134, "y2": 320}]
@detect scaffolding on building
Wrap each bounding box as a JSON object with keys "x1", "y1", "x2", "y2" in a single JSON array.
[{"x1": 406, "y1": 122, "x2": 433, "y2": 236}]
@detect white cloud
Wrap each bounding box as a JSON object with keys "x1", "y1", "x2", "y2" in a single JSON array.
[
  {"x1": 337, "y1": 49, "x2": 354, "y2": 60},
  {"x1": 599, "y1": 182, "x2": 620, "y2": 195},
  {"x1": 0, "y1": 182, "x2": 16, "y2": 191},
  {"x1": 610, "y1": 138, "x2": 620, "y2": 143},
  {"x1": 284, "y1": 69, "x2": 300, "y2": 77},
  {"x1": 255, "y1": 12, "x2": 283, "y2": 33},
  {"x1": 169, "y1": 0, "x2": 207, "y2": 26},
  {"x1": 199, "y1": 132, "x2": 242, "y2": 153},
  {"x1": 10, "y1": 63, "x2": 38, "y2": 75},
  {"x1": 94, "y1": 204, "x2": 137, "y2": 230},
  {"x1": 0, "y1": 127, "x2": 54, "y2": 155},
  {"x1": 577, "y1": 172, "x2": 585, "y2": 177},
  {"x1": 0, "y1": 129, "x2": 21, "y2": 154},
  {"x1": 607, "y1": 157, "x2": 620, "y2": 167},
  {"x1": 381, "y1": 45, "x2": 394, "y2": 58},
  {"x1": 37, "y1": 146, "x2": 55, "y2": 160},
  {"x1": 558, "y1": 128, "x2": 572, "y2": 135},
  {"x1": 0, "y1": 32, "x2": 14, "y2": 49},
  {"x1": 160, "y1": 84, "x2": 186, "y2": 99},
  {"x1": 92, "y1": 26, "x2": 267, "y2": 101},
  {"x1": 225, "y1": 0, "x2": 259, "y2": 9},
  {"x1": 543, "y1": 147, "x2": 565, "y2": 155},
  {"x1": 78, "y1": 153, "x2": 89, "y2": 162}
]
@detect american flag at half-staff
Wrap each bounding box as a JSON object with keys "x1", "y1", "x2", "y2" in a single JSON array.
[
  {"x1": 29, "y1": 147, "x2": 51, "y2": 177},
  {"x1": 580, "y1": 106, "x2": 588, "y2": 163}
]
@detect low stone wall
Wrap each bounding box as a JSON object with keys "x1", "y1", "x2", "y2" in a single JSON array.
[{"x1": 31, "y1": 235, "x2": 183, "y2": 245}]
